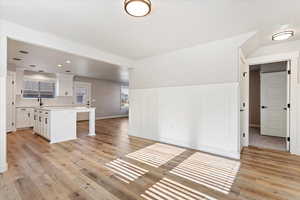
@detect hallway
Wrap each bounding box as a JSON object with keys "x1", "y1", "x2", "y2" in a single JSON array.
[{"x1": 249, "y1": 127, "x2": 286, "y2": 151}]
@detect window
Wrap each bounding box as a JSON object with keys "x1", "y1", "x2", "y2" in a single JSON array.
[
  {"x1": 23, "y1": 80, "x2": 56, "y2": 99},
  {"x1": 121, "y1": 85, "x2": 129, "y2": 109},
  {"x1": 23, "y1": 80, "x2": 39, "y2": 98},
  {"x1": 39, "y1": 81, "x2": 56, "y2": 98}
]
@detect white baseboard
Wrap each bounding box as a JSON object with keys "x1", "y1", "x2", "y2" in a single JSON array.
[
  {"x1": 129, "y1": 132, "x2": 240, "y2": 160},
  {"x1": 0, "y1": 162, "x2": 8, "y2": 173},
  {"x1": 250, "y1": 124, "x2": 260, "y2": 128},
  {"x1": 96, "y1": 115, "x2": 128, "y2": 120}
]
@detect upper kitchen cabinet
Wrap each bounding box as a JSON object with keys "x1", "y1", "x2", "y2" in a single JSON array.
[
  {"x1": 56, "y1": 74, "x2": 74, "y2": 97},
  {"x1": 16, "y1": 69, "x2": 24, "y2": 95}
]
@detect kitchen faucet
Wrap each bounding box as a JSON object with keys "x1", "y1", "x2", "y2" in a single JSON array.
[{"x1": 38, "y1": 97, "x2": 43, "y2": 107}]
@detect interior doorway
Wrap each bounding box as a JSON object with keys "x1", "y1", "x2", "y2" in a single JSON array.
[
  {"x1": 74, "y1": 81, "x2": 92, "y2": 121},
  {"x1": 249, "y1": 61, "x2": 290, "y2": 151}
]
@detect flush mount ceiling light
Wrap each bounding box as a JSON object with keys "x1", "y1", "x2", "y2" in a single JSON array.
[
  {"x1": 124, "y1": 0, "x2": 151, "y2": 17},
  {"x1": 272, "y1": 30, "x2": 294, "y2": 41},
  {"x1": 57, "y1": 64, "x2": 63, "y2": 67},
  {"x1": 66, "y1": 60, "x2": 71, "y2": 64}
]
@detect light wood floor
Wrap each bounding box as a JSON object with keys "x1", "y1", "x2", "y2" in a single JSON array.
[{"x1": 1, "y1": 118, "x2": 300, "y2": 200}]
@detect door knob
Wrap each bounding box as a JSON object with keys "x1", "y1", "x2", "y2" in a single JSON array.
[{"x1": 261, "y1": 106, "x2": 268, "y2": 109}]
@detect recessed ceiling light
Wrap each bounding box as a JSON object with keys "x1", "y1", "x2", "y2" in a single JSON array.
[
  {"x1": 57, "y1": 64, "x2": 63, "y2": 67},
  {"x1": 65, "y1": 70, "x2": 71, "y2": 73},
  {"x1": 29, "y1": 65, "x2": 36, "y2": 67},
  {"x1": 19, "y1": 50, "x2": 29, "y2": 54},
  {"x1": 66, "y1": 60, "x2": 71, "y2": 64},
  {"x1": 13, "y1": 58, "x2": 22, "y2": 61},
  {"x1": 124, "y1": 0, "x2": 151, "y2": 17},
  {"x1": 272, "y1": 31, "x2": 294, "y2": 41}
]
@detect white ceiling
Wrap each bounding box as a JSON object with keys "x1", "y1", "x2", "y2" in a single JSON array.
[
  {"x1": 1, "y1": 0, "x2": 300, "y2": 59},
  {"x1": 8, "y1": 39, "x2": 129, "y2": 83}
]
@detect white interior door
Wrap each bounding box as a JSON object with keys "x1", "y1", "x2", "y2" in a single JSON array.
[
  {"x1": 239, "y1": 54, "x2": 249, "y2": 150},
  {"x1": 260, "y1": 71, "x2": 287, "y2": 137},
  {"x1": 74, "y1": 82, "x2": 92, "y2": 121}
]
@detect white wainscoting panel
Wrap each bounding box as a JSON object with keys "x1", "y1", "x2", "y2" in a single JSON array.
[
  {"x1": 296, "y1": 85, "x2": 300, "y2": 155},
  {"x1": 129, "y1": 83, "x2": 240, "y2": 159}
]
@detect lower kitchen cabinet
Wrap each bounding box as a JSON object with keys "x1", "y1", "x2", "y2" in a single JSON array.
[
  {"x1": 16, "y1": 108, "x2": 34, "y2": 129},
  {"x1": 33, "y1": 109, "x2": 50, "y2": 140}
]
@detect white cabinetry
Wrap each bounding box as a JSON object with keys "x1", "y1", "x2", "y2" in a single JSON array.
[
  {"x1": 33, "y1": 109, "x2": 38, "y2": 133},
  {"x1": 16, "y1": 108, "x2": 34, "y2": 128},
  {"x1": 34, "y1": 109, "x2": 50, "y2": 140},
  {"x1": 57, "y1": 74, "x2": 74, "y2": 97},
  {"x1": 33, "y1": 107, "x2": 95, "y2": 143}
]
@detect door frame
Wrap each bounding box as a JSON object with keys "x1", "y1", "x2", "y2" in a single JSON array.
[
  {"x1": 245, "y1": 51, "x2": 299, "y2": 154},
  {"x1": 239, "y1": 50, "x2": 249, "y2": 151},
  {"x1": 6, "y1": 71, "x2": 16, "y2": 132}
]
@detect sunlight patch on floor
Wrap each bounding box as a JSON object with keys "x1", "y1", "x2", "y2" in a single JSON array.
[
  {"x1": 170, "y1": 152, "x2": 240, "y2": 194},
  {"x1": 141, "y1": 178, "x2": 217, "y2": 200},
  {"x1": 126, "y1": 143, "x2": 186, "y2": 167},
  {"x1": 105, "y1": 159, "x2": 148, "y2": 183}
]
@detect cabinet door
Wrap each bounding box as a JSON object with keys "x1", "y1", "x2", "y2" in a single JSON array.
[
  {"x1": 44, "y1": 113, "x2": 50, "y2": 140},
  {"x1": 37, "y1": 111, "x2": 43, "y2": 135},
  {"x1": 57, "y1": 74, "x2": 74, "y2": 97},
  {"x1": 16, "y1": 108, "x2": 28, "y2": 128},
  {"x1": 28, "y1": 109, "x2": 34, "y2": 127},
  {"x1": 16, "y1": 69, "x2": 24, "y2": 95},
  {"x1": 60, "y1": 79, "x2": 73, "y2": 96},
  {"x1": 40, "y1": 113, "x2": 45, "y2": 137},
  {"x1": 33, "y1": 110, "x2": 40, "y2": 133},
  {"x1": 33, "y1": 110, "x2": 38, "y2": 133}
]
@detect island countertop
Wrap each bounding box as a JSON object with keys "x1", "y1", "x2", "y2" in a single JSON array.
[{"x1": 36, "y1": 106, "x2": 96, "y2": 112}]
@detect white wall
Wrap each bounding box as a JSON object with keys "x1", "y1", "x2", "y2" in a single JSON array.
[
  {"x1": 130, "y1": 83, "x2": 240, "y2": 158},
  {"x1": 249, "y1": 40, "x2": 300, "y2": 59},
  {"x1": 249, "y1": 40, "x2": 300, "y2": 84},
  {"x1": 74, "y1": 77, "x2": 128, "y2": 119},
  {"x1": 0, "y1": 35, "x2": 7, "y2": 173},
  {"x1": 240, "y1": 31, "x2": 260, "y2": 57},
  {"x1": 130, "y1": 32, "x2": 254, "y2": 89},
  {"x1": 129, "y1": 33, "x2": 254, "y2": 159}
]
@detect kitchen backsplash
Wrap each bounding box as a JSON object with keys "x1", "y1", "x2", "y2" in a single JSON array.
[{"x1": 16, "y1": 95, "x2": 74, "y2": 107}]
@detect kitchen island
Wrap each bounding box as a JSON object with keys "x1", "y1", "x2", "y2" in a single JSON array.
[{"x1": 33, "y1": 107, "x2": 96, "y2": 143}]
